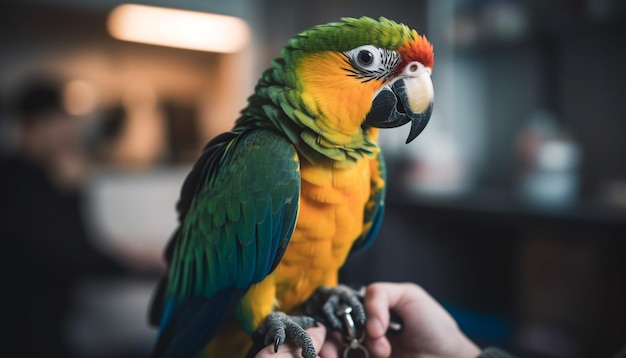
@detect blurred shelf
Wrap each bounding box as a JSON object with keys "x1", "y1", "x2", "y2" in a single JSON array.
[
  {"x1": 387, "y1": 188, "x2": 626, "y2": 237},
  {"x1": 450, "y1": 3, "x2": 626, "y2": 54}
]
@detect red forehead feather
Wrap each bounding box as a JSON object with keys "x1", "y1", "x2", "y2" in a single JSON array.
[{"x1": 398, "y1": 31, "x2": 434, "y2": 69}]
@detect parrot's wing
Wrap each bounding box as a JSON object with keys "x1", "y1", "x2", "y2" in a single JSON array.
[
  {"x1": 350, "y1": 150, "x2": 386, "y2": 255},
  {"x1": 153, "y1": 129, "x2": 301, "y2": 358},
  {"x1": 148, "y1": 131, "x2": 238, "y2": 327}
]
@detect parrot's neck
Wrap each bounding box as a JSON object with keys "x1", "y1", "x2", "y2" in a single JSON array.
[
  {"x1": 235, "y1": 110, "x2": 379, "y2": 168},
  {"x1": 236, "y1": 66, "x2": 380, "y2": 168}
]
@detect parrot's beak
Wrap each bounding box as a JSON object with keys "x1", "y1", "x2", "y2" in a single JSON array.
[{"x1": 364, "y1": 71, "x2": 434, "y2": 143}]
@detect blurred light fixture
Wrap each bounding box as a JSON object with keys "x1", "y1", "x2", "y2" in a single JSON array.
[{"x1": 107, "y1": 4, "x2": 251, "y2": 53}]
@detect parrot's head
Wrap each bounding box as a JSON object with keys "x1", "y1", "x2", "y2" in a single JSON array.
[
  {"x1": 288, "y1": 17, "x2": 434, "y2": 144},
  {"x1": 241, "y1": 17, "x2": 434, "y2": 163}
]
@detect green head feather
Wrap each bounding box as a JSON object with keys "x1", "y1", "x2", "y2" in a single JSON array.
[{"x1": 287, "y1": 17, "x2": 415, "y2": 54}]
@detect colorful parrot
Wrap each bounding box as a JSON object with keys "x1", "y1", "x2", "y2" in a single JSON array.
[{"x1": 149, "y1": 16, "x2": 434, "y2": 358}]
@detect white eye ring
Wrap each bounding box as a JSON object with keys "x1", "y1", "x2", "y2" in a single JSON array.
[{"x1": 347, "y1": 45, "x2": 382, "y2": 70}]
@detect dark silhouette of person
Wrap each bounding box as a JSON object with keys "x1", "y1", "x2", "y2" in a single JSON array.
[{"x1": 0, "y1": 79, "x2": 130, "y2": 357}]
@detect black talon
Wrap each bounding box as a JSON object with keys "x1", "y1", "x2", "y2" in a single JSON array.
[
  {"x1": 247, "y1": 312, "x2": 317, "y2": 358},
  {"x1": 274, "y1": 337, "x2": 280, "y2": 353}
]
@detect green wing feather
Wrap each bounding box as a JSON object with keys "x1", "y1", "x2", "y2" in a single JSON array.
[
  {"x1": 168, "y1": 128, "x2": 300, "y2": 298},
  {"x1": 153, "y1": 129, "x2": 300, "y2": 358}
]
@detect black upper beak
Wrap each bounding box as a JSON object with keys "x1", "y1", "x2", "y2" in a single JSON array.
[{"x1": 364, "y1": 73, "x2": 434, "y2": 143}]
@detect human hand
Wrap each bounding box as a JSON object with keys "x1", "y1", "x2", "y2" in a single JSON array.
[{"x1": 363, "y1": 282, "x2": 481, "y2": 358}]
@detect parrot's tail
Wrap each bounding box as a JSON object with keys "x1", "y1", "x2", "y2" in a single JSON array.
[
  {"x1": 151, "y1": 289, "x2": 245, "y2": 358},
  {"x1": 148, "y1": 276, "x2": 167, "y2": 327}
]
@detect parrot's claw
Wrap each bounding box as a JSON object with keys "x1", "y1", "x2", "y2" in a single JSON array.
[
  {"x1": 273, "y1": 337, "x2": 281, "y2": 353},
  {"x1": 305, "y1": 284, "x2": 366, "y2": 332},
  {"x1": 255, "y1": 311, "x2": 317, "y2": 358}
]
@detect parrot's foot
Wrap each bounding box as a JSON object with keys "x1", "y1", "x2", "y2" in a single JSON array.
[
  {"x1": 304, "y1": 284, "x2": 366, "y2": 333},
  {"x1": 255, "y1": 311, "x2": 317, "y2": 358}
]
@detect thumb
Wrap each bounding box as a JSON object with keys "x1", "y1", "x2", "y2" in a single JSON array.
[{"x1": 364, "y1": 283, "x2": 397, "y2": 339}]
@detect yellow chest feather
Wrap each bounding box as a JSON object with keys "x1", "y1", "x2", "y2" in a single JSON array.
[{"x1": 274, "y1": 158, "x2": 372, "y2": 311}]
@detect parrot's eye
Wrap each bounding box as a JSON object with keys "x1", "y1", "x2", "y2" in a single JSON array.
[
  {"x1": 357, "y1": 50, "x2": 374, "y2": 65},
  {"x1": 346, "y1": 45, "x2": 384, "y2": 71},
  {"x1": 345, "y1": 45, "x2": 400, "y2": 82}
]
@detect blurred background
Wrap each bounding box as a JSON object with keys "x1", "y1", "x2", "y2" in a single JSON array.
[{"x1": 0, "y1": 0, "x2": 625, "y2": 357}]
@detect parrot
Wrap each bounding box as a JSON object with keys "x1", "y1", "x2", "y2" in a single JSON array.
[{"x1": 148, "y1": 16, "x2": 434, "y2": 358}]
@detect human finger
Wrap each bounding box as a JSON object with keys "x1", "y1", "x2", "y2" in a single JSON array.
[
  {"x1": 319, "y1": 329, "x2": 343, "y2": 358},
  {"x1": 364, "y1": 335, "x2": 391, "y2": 358},
  {"x1": 364, "y1": 282, "x2": 417, "y2": 339}
]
